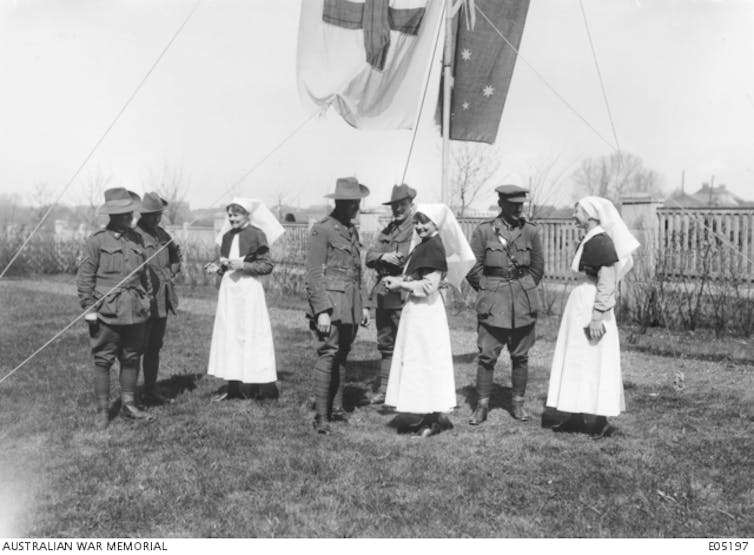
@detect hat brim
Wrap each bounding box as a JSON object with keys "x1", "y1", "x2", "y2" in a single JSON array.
[
  {"x1": 325, "y1": 184, "x2": 370, "y2": 200},
  {"x1": 139, "y1": 206, "x2": 164, "y2": 214},
  {"x1": 499, "y1": 195, "x2": 527, "y2": 203},
  {"x1": 100, "y1": 200, "x2": 140, "y2": 215},
  {"x1": 381, "y1": 194, "x2": 415, "y2": 205}
]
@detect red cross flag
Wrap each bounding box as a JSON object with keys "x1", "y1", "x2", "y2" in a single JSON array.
[
  {"x1": 297, "y1": 0, "x2": 443, "y2": 130},
  {"x1": 442, "y1": 0, "x2": 530, "y2": 144}
]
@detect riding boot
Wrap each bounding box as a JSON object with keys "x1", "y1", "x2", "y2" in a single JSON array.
[
  {"x1": 96, "y1": 395, "x2": 110, "y2": 430},
  {"x1": 469, "y1": 397, "x2": 489, "y2": 425},
  {"x1": 511, "y1": 396, "x2": 530, "y2": 422},
  {"x1": 313, "y1": 361, "x2": 332, "y2": 434},
  {"x1": 370, "y1": 356, "x2": 391, "y2": 404},
  {"x1": 330, "y1": 361, "x2": 348, "y2": 422}
]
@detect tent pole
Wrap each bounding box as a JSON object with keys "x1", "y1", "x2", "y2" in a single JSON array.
[{"x1": 441, "y1": 0, "x2": 453, "y2": 206}]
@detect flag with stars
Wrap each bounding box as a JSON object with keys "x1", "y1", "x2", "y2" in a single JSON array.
[
  {"x1": 297, "y1": 0, "x2": 444, "y2": 130},
  {"x1": 442, "y1": 0, "x2": 530, "y2": 143}
]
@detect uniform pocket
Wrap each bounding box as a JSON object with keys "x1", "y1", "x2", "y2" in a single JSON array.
[
  {"x1": 512, "y1": 244, "x2": 531, "y2": 267},
  {"x1": 96, "y1": 290, "x2": 121, "y2": 318},
  {"x1": 100, "y1": 244, "x2": 123, "y2": 274},
  {"x1": 329, "y1": 241, "x2": 355, "y2": 269},
  {"x1": 483, "y1": 241, "x2": 506, "y2": 268},
  {"x1": 134, "y1": 289, "x2": 151, "y2": 319},
  {"x1": 475, "y1": 290, "x2": 494, "y2": 320},
  {"x1": 519, "y1": 274, "x2": 543, "y2": 314},
  {"x1": 325, "y1": 277, "x2": 346, "y2": 292}
]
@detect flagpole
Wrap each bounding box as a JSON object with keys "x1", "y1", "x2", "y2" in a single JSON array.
[{"x1": 441, "y1": 0, "x2": 453, "y2": 206}]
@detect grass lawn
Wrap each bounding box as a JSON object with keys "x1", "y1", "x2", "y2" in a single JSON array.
[{"x1": 0, "y1": 277, "x2": 752, "y2": 538}]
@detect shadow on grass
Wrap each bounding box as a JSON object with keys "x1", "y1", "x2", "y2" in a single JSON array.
[
  {"x1": 156, "y1": 373, "x2": 201, "y2": 401},
  {"x1": 344, "y1": 385, "x2": 370, "y2": 411},
  {"x1": 458, "y1": 383, "x2": 518, "y2": 417},
  {"x1": 210, "y1": 381, "x2": 281, "y2": 401},
  {"x1": 344, "y1": 358, "x2": 380, "y2": 384}
]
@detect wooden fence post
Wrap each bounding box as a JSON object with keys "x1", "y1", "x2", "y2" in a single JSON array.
[{"x1": 620, "y1": 195, "x2": 661, "y2": 276}]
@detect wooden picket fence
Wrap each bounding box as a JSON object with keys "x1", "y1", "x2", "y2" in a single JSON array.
[
  {"x1": 170, "y1": 210, "x2": 754, "y2": 282},
  {"x1": 4, "y1": 207, "x2": 754, "y2": 284},
  {"x1": 656, "y1": 207, "x2": 754, "y2": 280}
]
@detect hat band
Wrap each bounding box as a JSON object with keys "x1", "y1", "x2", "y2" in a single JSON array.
[{"x1": 106, "y1": 198, "x2": 134, "y2": 207}]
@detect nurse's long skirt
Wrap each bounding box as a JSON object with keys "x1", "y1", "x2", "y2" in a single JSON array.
[
  {"x1": 207, "y1": 270, "x2": 277, "y2": 384},
  {"x1": 385, "y1": 289, "x2": 456, "y2": 413},
  {"x1": 546, "y1": 279, "x2": 624, "y2": 416}
]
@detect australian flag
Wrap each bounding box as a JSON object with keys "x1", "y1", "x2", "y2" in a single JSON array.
[{"x1": 441, "y1": 0, "x2": 530, "y2": 144}]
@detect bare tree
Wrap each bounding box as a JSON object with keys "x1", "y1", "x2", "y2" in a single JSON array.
[
  {"x1": 144, "y1": 162, "x2": 191, "y2": 225},
  {"x1": 270, "y1": 189, "x2": 290, "y2": 221},
  {"x1": 0, "y1": 193, "x2": 23, "y2": 229},
  {"x1": 79, "y1": 169, "x2": 113, "y2": 229},
  {"x1": 449, "y1": 143, "x2": 502, "y2": 217},
  {"x1": 28, "y1": 181, "x2": 55, "y2": 228},
  {"x1": 522, "y1": 153, "x2": 576, "y2": 220},
  {"x1": 571, "y1": 152, "x2": 665, "y2": 204}
]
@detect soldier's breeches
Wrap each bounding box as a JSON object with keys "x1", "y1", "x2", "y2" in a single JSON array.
[
  {"x1": 477, "y1": 323, "x2": 505, "y2": 370},
  {"x1": 313, "y1": 323, "x2": 356, "y2": 417},
  {"x1": 90, "y1": 321, "x2": 146, "y2": 369},
  {"x1": 142, "y1": 317, "x2": 167, "y2": 389},
  {"x1": 90, "y1": 321, "x2": 145, "y2": 404},
  {"x1": 375, "y1": 309, "x2": 401, "y2": 391},
  {"x1": 475, "y1": 323, "x2": 536, "y2": 398}
]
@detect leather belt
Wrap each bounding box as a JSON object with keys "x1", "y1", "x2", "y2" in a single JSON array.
[{"x1": 483, "y1": 267, "x2": 524, "y2": 279}]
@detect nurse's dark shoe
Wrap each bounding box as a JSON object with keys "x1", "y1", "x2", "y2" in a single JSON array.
[{"x1": 552, "y1": 413, "x2": 580, "y2": 433}]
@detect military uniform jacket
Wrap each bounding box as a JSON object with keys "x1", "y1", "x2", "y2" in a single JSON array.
[
  {"x1": 466, "y1": 216, "x2": 545, "y2": 329},
  {"x1": 76, "y1": 226, "x2": 153, "y2": 326},
  {"x1": 135, "y1": 224, "x2": 181, "y2": 319},
  {"x1": 305, "y1": 214, "x2": 367, "y2": 325},
  {"x1": 365, "y1": 215, "x2": 414, "y2": 310}
]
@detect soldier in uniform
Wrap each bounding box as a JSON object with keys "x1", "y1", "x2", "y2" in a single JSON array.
[
  {"x1": 466, "y1": 185, "x2": 545, "y2": 425},
  {"x1": 364, "y1": 183, "x2": 416, "y2": 404},
  {"x1": 134, "y1": 192, "x2": 182, "y2": 405},
  {"x1": 305, "y1": 177, "x2": 371, "y2": 434},
  {"x1": 76, "y1": 187, "x2": 154, "y2": 429}
]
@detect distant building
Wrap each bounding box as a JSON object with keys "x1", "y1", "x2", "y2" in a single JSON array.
[{"x1": 665, "y1": 184, "x2": 752, "y2": 208}]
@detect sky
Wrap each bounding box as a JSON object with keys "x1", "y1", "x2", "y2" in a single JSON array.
[{"x1": 0, "y1": 0, "x2": 753, "y2": 213}]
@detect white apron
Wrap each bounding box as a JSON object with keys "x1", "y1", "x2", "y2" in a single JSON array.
[
  {"x1": 546, "y1": 279, "x2": 625, "y2": 416},
  {"x1": 207, "y1": 238, "x2": 277, "y2": 384},
  {"x1": 385, "y1": 288, "x2": 456, "y2": 413}
]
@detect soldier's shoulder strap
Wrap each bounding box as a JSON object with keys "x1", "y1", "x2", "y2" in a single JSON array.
[
  {"x1": 520, "y1": 219, "x2": 540, "y2": 237},
  {"x1": 309, "y1": 217, "x2": 330, "y2": 236},
  {"x1": 474, "y1": 219, "x2": 498, "y2": 234}
]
